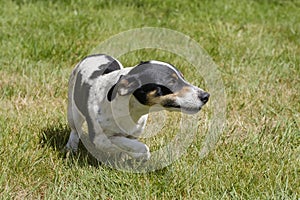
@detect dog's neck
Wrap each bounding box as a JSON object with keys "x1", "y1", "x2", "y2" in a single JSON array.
[
  {"x1": 128, "y1": 95, "x2": 150, "y2": 122},
  {"x1": 111, "y1": 94, "x2": 150, "y2": 124}
]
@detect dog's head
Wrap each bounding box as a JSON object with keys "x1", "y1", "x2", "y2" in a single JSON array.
[{"x1": 108, "y1": 61, "x2": 209, "y2": 114}]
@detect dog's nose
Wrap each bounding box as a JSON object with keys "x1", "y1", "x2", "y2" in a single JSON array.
[{"x1": 199, "y1": 92, "x2": 210, "y2": 104}]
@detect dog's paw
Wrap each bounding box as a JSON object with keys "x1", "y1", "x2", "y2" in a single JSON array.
[
  {"x1": 63, "y1": 144, "x2": 78, "y2": 154},
  {"x1": 63, "y1": 145, "x2": 78, "y2": 157},
  {"x1": 140, "y1": 151, "x2": 151, "y2": 161},
  {"x1": 131, "y1": 149, "x2": 151, "y2": 162}
]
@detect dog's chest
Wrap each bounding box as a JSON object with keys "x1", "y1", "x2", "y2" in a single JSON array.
[{"x1": 96, "y1": 105, "x2": 148, "y2": 137}]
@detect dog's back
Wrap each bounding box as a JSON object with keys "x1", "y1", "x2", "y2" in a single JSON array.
[
  {"x1": 69, "y1": 54, "x2": 123, "y2": 87},
  {"x1": 68, "y1": 54, "x2": 123, "y2": 116}
]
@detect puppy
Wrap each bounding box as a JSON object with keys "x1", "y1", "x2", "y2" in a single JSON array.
[{"x1": 66, "y1": 54, "x2": 209, "y2": 161}]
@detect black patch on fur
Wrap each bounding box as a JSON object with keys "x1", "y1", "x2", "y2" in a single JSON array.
[
  {"x1": 89, "y1": 57, "x2": 121, "y2": 79},
  {"x1": 89, "y1": 70, "x2": 104, "y2": 79},
  {"x1": 74, "y1": 73, "x2": 91, "y2": 116},
  {"x1": 107, "y1": 75, "x2": 123, "y2": 102},
  {"x1": 107, "y1": 83, "x2": 117, "y2": 102},
  {"x1": 133, "y1": 84, "x2": 173, "y2": 105},
  {"x1": 154, "y1": 85, "x2": 173, "y2": 96},
  {"x1": 103, "y1": 60, "x2": 121, "y2": 74}
]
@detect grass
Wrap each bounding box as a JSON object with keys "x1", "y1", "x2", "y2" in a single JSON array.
[{"x1": 0, "y1": 0, "x2": 299, "y2": 199}]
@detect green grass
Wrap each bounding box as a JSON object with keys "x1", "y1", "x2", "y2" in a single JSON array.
[{"x1": 1, "y1": 0, "x2": 299, "y2": 199}]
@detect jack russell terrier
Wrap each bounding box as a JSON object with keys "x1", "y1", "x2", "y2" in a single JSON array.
[{"x1": 66, "y1": 54, "x2": 209, "y2": 161}]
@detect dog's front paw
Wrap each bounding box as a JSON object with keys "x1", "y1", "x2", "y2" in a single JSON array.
[
  {"x1": 64, "y1": 144, "x2": 77, "y2": 153},
  {"x1": 131, "y1": 146, "x2": 151, "y2": 162},
  {"x1": 60, "y1": 144, "x2": 78, "y2": 160},
  {"x1": 138, "y1": 151, "x2": 151, "y2": 162}
]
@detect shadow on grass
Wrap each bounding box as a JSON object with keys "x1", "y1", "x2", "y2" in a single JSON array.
[
  {"x1": 40, "y1": 123, "x2": 101, "y2": 168},
  {"x1": 39, "y1": 123, "x2": 172, "y2": 174}
]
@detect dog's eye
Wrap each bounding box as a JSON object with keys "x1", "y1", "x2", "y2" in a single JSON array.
[{"x1": 156, "y1": 86, "x2": 173, "y2": 96}]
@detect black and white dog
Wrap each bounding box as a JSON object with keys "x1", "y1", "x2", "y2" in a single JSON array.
[{"x1": 66, "y1": 54, "x2": 209, "y2": 161}]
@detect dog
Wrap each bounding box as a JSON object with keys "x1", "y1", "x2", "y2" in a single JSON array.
[{"x1": 66, "y1": 54, "x2": 209, "y2": 161}]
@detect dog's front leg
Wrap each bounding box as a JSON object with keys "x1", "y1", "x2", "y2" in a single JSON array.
[
  {"x1": 109, "y1": 136, "x2": 151, "y2": 161},
  {"x1": 91, "y1": 122, "x2": 128, "y2": 152},
  {"x1": 93, "y1": 133, "x2": 118, "y2": 152}
]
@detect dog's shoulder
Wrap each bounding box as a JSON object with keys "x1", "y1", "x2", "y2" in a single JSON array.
[
  {"x1": 73, "y1": 54, "x2": 123, "y2": 82},
  {"x1": 88, "y1": 54, "x2": 123, "y2": 79}
]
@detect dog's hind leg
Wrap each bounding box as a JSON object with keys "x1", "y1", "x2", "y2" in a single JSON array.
[
  {"x1": 65, "y1": 68, "x2": 83, "y2": 153},
  {"x1": 66, "y1": 104, "x2": 84, "y2": 152},
  {"x1": 66, "y1": 129, "x2": 79, "y2": 152},
  {"x1": 66, "y1": 71, "x2": 84, "y2": 153}
]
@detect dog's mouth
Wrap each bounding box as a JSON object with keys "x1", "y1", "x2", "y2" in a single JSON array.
[{"x1": 162, "y1": 101, "x2": 201, "y2": 114}]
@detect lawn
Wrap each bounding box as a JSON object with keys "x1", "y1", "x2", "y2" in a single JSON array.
[{"x1": 0, "y1": 0, "x2": 299, "y2": 199}]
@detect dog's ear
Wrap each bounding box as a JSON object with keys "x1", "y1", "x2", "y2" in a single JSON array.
[
  {"x1": 117, "y1": 75, "x2": 141, "y2": 96},
  {"x1": 107, "y1": 75, "x2": 141, "y2": 101}
]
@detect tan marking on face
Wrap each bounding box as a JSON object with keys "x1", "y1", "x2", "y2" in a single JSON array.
[
  {"x1": 171, "y1": 73, "x2": 179, "y2": 80},
  {"x1": 146, "y1": 86, "x2": 193, "y2": 106},
  {"x1": 146, "y1": 90, "x2": 176, "y2": 106},
  {"x1": 174, "y1": 86, "x2": 192, "y2": 97},
  {"x1": 146, "y1": 90, "x2": 158, "y2": 105},
  {"x1": 119, "y1": 79, "x2": 129, "y2": 86}
]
